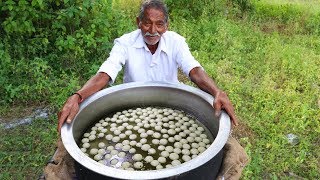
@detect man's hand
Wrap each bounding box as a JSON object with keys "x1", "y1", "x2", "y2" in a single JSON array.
[
  {"x1": 57, "y1": 95, "x2": 80, "y2": 133},
  {"x1": 189, "y1": 67, "x2": 239, "y2": 126},
  {"x1": 213, "y1": 90, "x2": 238, "y2": 126}
]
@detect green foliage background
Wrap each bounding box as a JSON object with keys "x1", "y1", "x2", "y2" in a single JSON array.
[{"x1": 0, "y1": 0, "x2": 319, "y2": 179}]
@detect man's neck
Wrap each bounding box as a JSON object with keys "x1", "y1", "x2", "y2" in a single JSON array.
[{"x1": 147, "y1": 43, "x2": 158, "y2": 54}]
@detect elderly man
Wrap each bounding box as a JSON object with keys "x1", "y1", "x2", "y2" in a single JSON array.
[{"x1": 57, "y1": 0, "x2": 238, "y2": 131}]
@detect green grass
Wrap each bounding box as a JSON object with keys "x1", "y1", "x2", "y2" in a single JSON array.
[
  {"x1": 0, "y1": 117, "x2": 58, "y2": 179},
  {"x1": 0, "y1": 0, "x2": 319, "y2": 179}
]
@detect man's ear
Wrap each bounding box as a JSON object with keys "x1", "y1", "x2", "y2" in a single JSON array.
[
  {"x1": 136, "y1": 17, "x2": 141, "y2": 28},
  {"x1": 165, "y1": 21, "x2": 169, "y2": 30}
]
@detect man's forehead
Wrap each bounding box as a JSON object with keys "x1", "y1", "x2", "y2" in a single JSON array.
[{"x1": 142, "y1": 8, "x2": 166, "y2": 21}]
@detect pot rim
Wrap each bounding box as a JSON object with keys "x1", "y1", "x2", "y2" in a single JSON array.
[{"x1": 61, "y1": 81, "x2": 231, "y2": 179}]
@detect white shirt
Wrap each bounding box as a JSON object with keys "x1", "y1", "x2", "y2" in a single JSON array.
[{"x1": 98, "y1": 29, "x2": 201, "y2": 84}]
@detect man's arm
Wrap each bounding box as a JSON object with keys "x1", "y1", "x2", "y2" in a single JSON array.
[
  {"x1": 57, "y1": 72, "x2": 110, "y2": 132},
  {"x1": 189, "y1": 67, "x2": 238, "y2": 126}
]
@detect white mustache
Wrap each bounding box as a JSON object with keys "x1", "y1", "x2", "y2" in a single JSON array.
[{"x1": 144, "y1": 32, "x2": 160, "y2": 37}]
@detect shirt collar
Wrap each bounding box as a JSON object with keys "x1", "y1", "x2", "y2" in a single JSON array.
[{"x1": 132, "y1": 29, "x2": 168, "y2": 54}]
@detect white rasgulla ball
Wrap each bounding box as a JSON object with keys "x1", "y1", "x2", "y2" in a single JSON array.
[
  {"x1": 107, "y1": 145, "x2": 114, "y2": 151},
  {"x1": 115, "y1": 143, "x2": 123, "y2": 149},
  {"x1": 206, "y1": 144, "x2": 210, "y2": 149},
  {"x1": 200, "y1": 134, "x2": 207, "y2": 139},
  {"x1": 194, "y1": 130, "x2": 202, "y2": 135},
  {"x1": 105, "y1": 154, "x2": 112, "y2": 159},
  {"x1": 173, "y1": 148, "x2": 181, "y2": 154},
  {"x1": 184, "y1": 129, "x2": 191, "y2": 134},
  {"x1": 102, "y1": 122, "x2": 108, "y2": 127},
  {"x1": 83, "y1": 133, "x2": 90, "y2": 137},
  {"x1": 153, "y1": 132, "x2": 161, "y2": 139},
  {"x1": 140, "y1": 138, "x2": 147, "y2": 144},
  {"x1": 141, "y1": 144, "x2": 151, "y2": 151},
  {"x1": 152, "y1": 139, "x2": 160, "y2": 145},
  {"x1": 110, "y1": 149, "x2": 118, "y2": 155},
  {"x1": 133, "y1": 126, "x2": 140, "y2": 131},
  {"x1": 186, "y1": 137, "x2": 194, "y2": 143},
  {"x1": 168, "y1": 137, "x2": 175, "y2": 143},
  {"x1": 169, "y1": 124, "x2": 176, "y2": 129},
  {"x1": 134, "y1": 162, "x2": 143, "y2": 169},
  {"x1": 158, "y1": 157, "x2": 166, "y2": 164},
  {"x1": 174, "y1": 142, "x2": 182, "y2": 148},
  {"x1": 181, "y1": 149, "x2": 190, "y2": 155},
  {"x1": 95, "y1": 123, "x2": 102, "y2": 127},
  {"x1": 118, "y1": 152, "x2": 126, "y2": 158},
  {"x1": 111, "y1": 159, "x2": 119, "y2": 165},
  {"x1": 129, "y1": 140, "x2": 137, "y2": 146},
  {"x1": 195, "y1": 137, "x2": 202, "y2": 143},
  {"x1": 129, "y1": 134, "x2": 137, "y2": 140},
  {"x1": 155, "y1": 126, "x2": 162, "y2": 131},
  {"x1": 114, "y1": 130, "x2": 121, "y2": 135},
  {"x1": 137, "y1": 128, "x2": 145, "y2": 133},
  {"x1": 101, "y1": 129, "x2": 108, "y2": 133},
  {"x1": 189, "y1": 133, "x2": 197, "y2": 138},
  {"x1": 192, "y1": 154, "x2": 198, "y2": 159},
  {"x1": 121, "y1": 162, "x2": 131, "y2": 169},
  {"x1": 191, "y1": 143, "x2": 199, "y2": 148},
  {"x1": 156, "y1": 164, "x2": 163, "y2": 170},
  {"x1": 88, "y1": 135, "x2": 96, "y2": 141},
  {"x1": 166, "y1": 164, "x2": 173, "y2": 168},
  {"x1": 167, "y1": 129, "x2": 176, "y2": 135},
  {"x1": 122, "y1": 145, "x2": 131, "y2": 151},
  {"x1": 182, "y1": 155, "x2": 191, "y2": 162},
  {"x1": 98, "y1": 149, "x2": 106, "y2": 155},
  {"x1": 105, "y1": 134, "x2": 113, "y2": 140},
  {"x1": 169, "y1": 153, "x2": 179, "y2": 160},
  {"x1": 126, "y1": 125, "x2": 133, "y2": 130},
  {"x1": 162, "y1": 134, "x2": 169, "y2": 138},
  {"x1": 118, "y1": 126, "x2": 125, "y2": 131},
  {"x1": 119, "y1": 133, "x2": 126, "y2": 139},
  {"x1": 159, "y1": 139, "x2": 168, "y2": 145},
  {"x1": 158, "y1": 145, "x2": 165, "y2": 151},
  {"x1": 171, "y1": 160, "x2": 181, "y2": 166},
  {"x1": 189, "y1": 127, "x2": 196, "y2": 132},
  {"x1": 112, "y1": 136, "x2": 120, "y2": 142},
  {"x1": 165, "y1": 146, "x2": 174, "y2": 153},
  {"x1": 98, "y1": 133, "x2": 104, "y2": 138},
  {"x1": 94, "y1": 154, "x2": 103, "y2": 161},
  {"x1": 180, "y1": 125, "x2": 187, "y2": 130},
  {"x1": 136, "y1": 142, "x2": 142, "y2": 147},
  {"x1": 160, "y1": 151, "x2": 169, "y2": 157},
  {"x1": 163, "y1": 123, "x2": 169, "y2": 127},
  {"x1": 198, "y1": 146, "x2": 206, "y2": 153},
  {"x1": 144, "y1": 155, "x2": 153, "y2": 163},
  {"x1": 180, "y1": 139, "x2": 188, "y2": 144},
  {"x1": 146, "y1": 130, "x2": 154, "y2": 135},
  {"x1": 198, "y1": 142, "x2": 206, "y2": 147},
  {"x1": 143, "y1": 123, "x2": 150, "y2": 129},
  {"x1": 150, "y1": 160, "x2": 159, "y2": 167},
  {"x1": 140, "y1": 132, "x2": 148, "y2": 138},
  {"x1": 110, "y1": 127, "x2": 117, "y2": 132},
  {"x1": 82, "y1": 138, "x2": 89, "y2": 143},
  {"x1": 132, "y1": 154, "x2": 143, "y2": 161},
  {"x1": 129, "y1": 148, "x2": 136, "y2": 154},
  {"x1": 91, "y1": 127, "x2": 98, "y2": 131},
  {"x1": 148, "y1": 148, "x2": 156, "y2": 154},
  {"x1": 160, "y1": 129, "x2": 168, "y2": 134},
  {"x1": 190, "y1": 148, "x2": 199, "y2": 155},
  {"x1": 174, "y1": 135, "x2": 182, "y2": 141},
  {"x1": 90, "y1": 148, "x2": 98, "y2": 155},
  {"x1": 110, "y1": 123, "x2": 117, "y2": 127},
  {"x1": 182, "y1": 143, "x2": 191, "y2": 149},
  {"x1": 203, "y1": 138, "x2": 210, "y2": 144},
  {"x1": 125, "y1": 130, "x2": 133, "y2": 136},
  {"x1": 122, "y1": 140, "x2": 130, "y2": 145}
]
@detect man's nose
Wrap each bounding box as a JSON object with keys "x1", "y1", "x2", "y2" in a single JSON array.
[{"x1": 150, "y1": 24, "x2": 157, "y2": 34}]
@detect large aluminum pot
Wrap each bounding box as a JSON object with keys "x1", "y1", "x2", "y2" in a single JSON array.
[{"x1": 61, "y1": 82, "x2": 231, "y2": 179}]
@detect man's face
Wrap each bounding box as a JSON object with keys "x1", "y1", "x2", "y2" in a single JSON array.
[{"x1": 137, "y1": 8, "x2": 168, "y2": 46}]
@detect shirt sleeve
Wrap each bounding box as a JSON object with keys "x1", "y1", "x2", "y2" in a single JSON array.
[
  {"x1": 175, "y1": 37, "x2": 202, "y2": 77},
  {"x1": 98, "y1": 41, "x2": 127, "y2": 84}
]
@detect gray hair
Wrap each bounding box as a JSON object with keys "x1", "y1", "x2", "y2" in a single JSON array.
[{"x1": 138, "y1": 0, "x2": 169, "y2": 23}]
